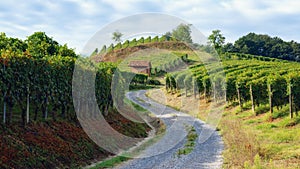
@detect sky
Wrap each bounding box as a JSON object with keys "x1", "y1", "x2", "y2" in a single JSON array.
[{"x1": 1, "y1": 0, "x2": 300, "y2": 54}]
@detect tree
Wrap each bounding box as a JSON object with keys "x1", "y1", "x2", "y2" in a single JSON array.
[
  {"x1": 164, "y1": 32, "x2": 172, "y2": 41},
  {"x1": 90, "y1": 48, "x2": 98, "y2": 57},
  {"x1": 26, "y1": 32, "x2": 59, "y2": 58},
  {"x1": 222, "y1": 43, "x2": 236, "y2": 53},
  {"x1": 122, "y1": 40, "x2": 129, "y2": 48},
  {"x1": 112, "y1": 31, "x2": 123, "y2": 42},
  {"x1": 233, "y1": 32, "x2": 299, "y2": 61},
  {"x1": 0, "y1": 33, "x2": 27, "y2": 55},
  {"x1": 100, "y1": 45, "x2": 107, "y2": 53},
  {"x1": 0, "y1": 33, "x2": 7, "y2": 50},
  {"x1": 172, "y1": 24, "x2": 193, "y2": 44},
  {"x1": 208, "y1": 30, "x2": 225, "y2": 53},
  {"x1": 234, "y1": 33, "x2": 270, "y2": 56},
  {"x1": 107, "y1": 43, "x2": 114, "y2": 52},
  {"x1": 58, "y1": 44, "x2": 77, "y2": 58}
]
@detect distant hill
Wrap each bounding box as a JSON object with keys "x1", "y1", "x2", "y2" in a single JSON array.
[{"x1": 91, "y1": 40, "x2": 192, "y2": 63}]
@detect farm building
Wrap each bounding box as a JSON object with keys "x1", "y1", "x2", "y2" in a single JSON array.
[{"x1": 128, "y1": 60, "x2": 152, "y2": 76}]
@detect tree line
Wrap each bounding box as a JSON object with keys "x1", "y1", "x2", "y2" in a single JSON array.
[{"x1": 208, "y1": 30, "x2": 300, "y2": 62}]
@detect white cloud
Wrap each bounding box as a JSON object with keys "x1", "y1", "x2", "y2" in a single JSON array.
[
  {"x1": 220, "y1": 0, "x2": 300, "y2": 20},
  {"x1": 0, "y1": 21, "x2": 29, "y2": 32},
  {"x1": 102, "y1": 0, "x2": 142, "y2": 12},
  {"x1": 65, "y1": 0, "x2": 104, "y2": 16},
  {"x1": 1, "y1": 0, "x2": 300, "y2": 53}
]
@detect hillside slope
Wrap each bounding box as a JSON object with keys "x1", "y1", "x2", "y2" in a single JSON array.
[
  {"x1": 0, "y1": 109, "x2": 153, "y2": 169},
  {"x1": 160, "y1": 52, "x2": 300, "y2": 168},
  {"x1": 92, "y1": 41, "x2": 192, "y2": 63}
]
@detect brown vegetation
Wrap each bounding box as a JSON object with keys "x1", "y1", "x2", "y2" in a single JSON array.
[
  {"x1": 0, "y1": 109, "x2": 152, "y2": 169},
  {"x1": 92, "y1": 41, "x2": 192, "y2": 63}
]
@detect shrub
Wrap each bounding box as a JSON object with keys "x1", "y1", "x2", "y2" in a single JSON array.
[{"x1": 147, "y1": 79, "x2": 161, "y2": 85}]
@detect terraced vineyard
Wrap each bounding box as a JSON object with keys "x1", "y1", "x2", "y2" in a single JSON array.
[{"x1": 166, "y1": 53, "x2": 300, "y2": 119}]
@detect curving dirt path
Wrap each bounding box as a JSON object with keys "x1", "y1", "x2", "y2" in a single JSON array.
[{"x1": 115, "y1": 90, "x2": 223, "y2": 169}]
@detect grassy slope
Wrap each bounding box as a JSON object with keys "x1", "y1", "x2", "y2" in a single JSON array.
[
  {"x1": 117, "y1": 50, "x2": 180, "y2": 72},
  {"x1": 92, "y1": 41, "x2": 193, "y2": 63},
  {"x1": 147, "y1": 87, "x2": 300, "y2": 169},
  {"x1": 160, "y1": 51, "x2": 300, "y2": 168},
  {"x1": 221, "y1": 103, "x2": 300, "y2": 169}
]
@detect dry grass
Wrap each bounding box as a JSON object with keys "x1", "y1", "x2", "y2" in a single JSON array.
[
  {"x1": 146, "y1": 88, "x2": 300, "y2": 169},
  {"x1": 220, "y1": 118, "x2": 260, "y2": 168},
  {"x1": 221, "y1": 105, "x2": 300, "y2": 169}
]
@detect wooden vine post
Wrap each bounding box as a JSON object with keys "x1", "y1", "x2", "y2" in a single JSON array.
[
  {"x1": 249, "y1": 84, "x2": 255, "y2": 115},
  {"x1": 288, "y1": 83, "x2": 293, "y2": 118},
  {"x1": 268, "y1": 83, "x2": 273, "y2": 114},
  {"x1": 236, "y1": 86, "x2": 243, "y2": 111}
]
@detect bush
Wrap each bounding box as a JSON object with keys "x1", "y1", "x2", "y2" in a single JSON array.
[
  {"x1": 272, "y1": 105, "x2": 289, "y2": 119},
  {"x1": 147, "y1": 79, "x2": 161, "y2": 85},
  {"x1": 144, "y1": 36, "x2": 151, "y2": 43},
  {"x1": 131, "y1": 74, "x2": 148, "y2": 85}
]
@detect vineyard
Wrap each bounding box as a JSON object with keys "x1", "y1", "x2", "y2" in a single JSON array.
[
  {"x1": 0, "y1": 32, "x2": 153, "y2": 168},
  {"x1": 165, "y1": 53, "x2": 300, "y2": 120},
  {"x1": 1, "y1": 29, "x2": 300, "y2": 168},
  {"x1": 91, "y1": 35, "x2": 194, "y2": 63},
  {"x1": 0, "y1": 54, "x2": 117, "y2": 125},
  {"x1": 161, "y1": 52, "x2": 300, "y2": 168},
  {"x1": 96, "y1": 35, "x2": 177, "y2": 55}
]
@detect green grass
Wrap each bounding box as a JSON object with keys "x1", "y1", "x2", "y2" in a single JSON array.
[
  {"x1": 236, "y1": 110, "x2": 253, "y2": 118},
  {"x1": 255, "y1": 104, "x2": 270, "y2": 115},
  {"x1": 177, "y1": 125, "x2": 198, "y2": 156},
  {"x1": 172, "y1": 51, "x2": 206, "y2": 62},
  {"x1": 116, "y1": 50, "x2": 205, "y2": 73},
  {"x1": 255, "y1": 123, "x2": 278, "y2": 130},
  {"x1": 221, "y1": 104, "x2": 300, "y2": 168},
  {"x1": 129, "y1": 84, "x2": 159, "y2": 91},
  {"x1": 90, "y1": 156, "x2": 129, "y2": 169},
  {"x1": 244, "y1": 119, "x2": 261, "y2": 125},
  {"x1": 272, "y1": 106, "x2": 289, "y2": 119},
  {"x1": 117, "y1": 51, "x2": 181, "y2": 72},
  {"x1": 130, "y1": 100, "x2": 147, "y2": 112},
  {"x1": 124, "y1": 98, "x2": 147, "y2": 113}
]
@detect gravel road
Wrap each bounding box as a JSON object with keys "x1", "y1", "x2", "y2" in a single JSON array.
[{"x1": 115, "y1": 90, "x2": 223, "y2": 169}]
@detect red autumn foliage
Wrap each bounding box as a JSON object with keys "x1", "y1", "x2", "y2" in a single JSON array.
[
  {"x1": 0, "y1": 109, "x2": 151, "y2": 169},
  {"x1": 0, "y1": 121, "x2": 110, "y2": 168}
]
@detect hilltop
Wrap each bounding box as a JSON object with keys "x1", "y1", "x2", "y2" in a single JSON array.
[{"x1": 91, "y1": 41, "x2": 192, "y2": 63}]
